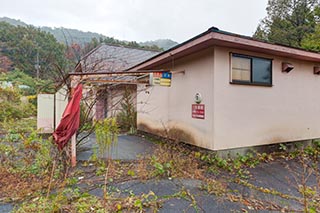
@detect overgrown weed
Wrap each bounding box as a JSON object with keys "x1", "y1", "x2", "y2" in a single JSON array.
[{"x1": 0, "y1": 129, "x2": 65, "y2": 202}]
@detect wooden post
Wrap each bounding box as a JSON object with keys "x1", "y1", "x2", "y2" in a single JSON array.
[
  {"x1": 70, "y1": 76, "x2": 81, "y2": 167},
  {"x1": 71, "y1": 134, "x2": 77, "y2": 167}
]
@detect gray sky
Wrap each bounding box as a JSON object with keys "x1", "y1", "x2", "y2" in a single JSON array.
[{"x1": 0, "y1": 0, "x2": 268, "y2": 43}]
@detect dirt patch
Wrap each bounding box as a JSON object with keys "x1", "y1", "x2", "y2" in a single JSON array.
[{"x1": 0, "y1": 167, "x2": 53, "y2": 202}]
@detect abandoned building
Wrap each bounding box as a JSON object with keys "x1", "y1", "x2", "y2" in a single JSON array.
[{"x1": 127, "y1": 27, "x2": 320, "y2": 151}]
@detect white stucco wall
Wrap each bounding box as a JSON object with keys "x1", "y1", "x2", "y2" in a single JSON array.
[
  {"x1": 37, "y1": 86, "x2": 68, "y2": 133},
  {"x1": 55, "y1": 86, "x2": 68, "y2": 127},
  {"x1": 37, "y1": 94, "x2": 54, "y2": 133},
  {"x1": 213, "y1": 46, "x2": 320, "y2": 150}
]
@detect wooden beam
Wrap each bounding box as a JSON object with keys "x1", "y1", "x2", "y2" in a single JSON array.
[
  {"x1": 82, "y1": 79, "x2": 149, "y2": 84},
  {"x1": 69, "y1": 70, "x2": 171, "y2": 81},
  {"x1": 69, "y1": 69, "x2": 170, "y2": 77}
]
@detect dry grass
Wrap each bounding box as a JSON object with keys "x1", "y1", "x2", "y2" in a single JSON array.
[{"x1": 0, "y1": 167, "x2": 53, "y2": 202}]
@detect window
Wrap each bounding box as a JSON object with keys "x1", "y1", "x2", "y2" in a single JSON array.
[{"x1": 231, "y1": 53, "x2": 272, "y2": 86}]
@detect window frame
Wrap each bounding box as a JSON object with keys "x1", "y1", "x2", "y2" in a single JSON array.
[{"x1": 230, "y1": 53, "x2": 273, "y2": 87}]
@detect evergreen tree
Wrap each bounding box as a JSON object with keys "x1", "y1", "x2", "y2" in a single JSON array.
[
  {"x1": 254, "y1": 0, "x2": 319, "y2": 48},
  {"x1": 301, "y1": 5, "x2": 320, "y2": 51},
  {"x1": 301, "y1": 24, "x2": 320, "y2": 51}
]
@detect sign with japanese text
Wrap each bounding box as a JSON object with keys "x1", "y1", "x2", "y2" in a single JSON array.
[
  {"x1": 192, "y1": 104, "x2": 205, "y2": 119},
  {"x1": 151, "y1": 72, "x2": 172, "y2": 87}
]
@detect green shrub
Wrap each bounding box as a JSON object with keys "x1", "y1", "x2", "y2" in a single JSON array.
[
  {"x1": 0, "y1": 87, "x2": 36, "y2": 123},
  {"x1": 116, "y1": 88, "x2": 137, "y2": 133},
  {"x1": 0, "y1": 101, "x2": 35, "y2": 122},
  {"x1": 0, "y1": 87, "x2": 20, "y2": 103},
  {"x1": 94, "y1": 118, "x2": 119, "y2": 158}
]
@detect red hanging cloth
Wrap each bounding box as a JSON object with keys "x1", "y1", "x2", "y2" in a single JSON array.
[{"x1": 53, "y1": 83, "x2": 82, "y2": 150}]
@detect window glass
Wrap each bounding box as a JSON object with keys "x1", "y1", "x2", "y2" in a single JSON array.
[
  {"x1": 252, "y1": 58, "x2": 271, "y2": 84},
  {"x1": 231, "y1": 54, "x2": 272, "y2": 85},
  {"x1": 232, "y1": 56, "x2": 251, "y2": 81}
]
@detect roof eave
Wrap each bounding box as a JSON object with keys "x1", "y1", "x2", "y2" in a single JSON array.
[
  {"x1": 211, "y1": 32, "x2": 320, "y2": 62},
  {"x1": 127, "y1": 31, "x2": 320, "y2": 71}
]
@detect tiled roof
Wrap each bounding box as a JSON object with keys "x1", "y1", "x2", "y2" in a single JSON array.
[{"x1": 80, "y1": 44, "x2": 160, "y2": 73}]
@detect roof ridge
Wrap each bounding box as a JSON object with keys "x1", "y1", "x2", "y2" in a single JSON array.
[{"x1": 100, "y1": 42, "x2": 161, "y2": 53}]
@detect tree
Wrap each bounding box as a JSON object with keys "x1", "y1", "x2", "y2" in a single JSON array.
[
  {"x1": 254, "y1": 0, "x2": 320, "y2": 48},
  {"x1": 301, "y1": 24, "x2": 320, "y2": 51},
  {"x1": 0, "y1": 22, "x2": 69, "y2": 80},
  {"x1": 301, "y1": 6, "x2": 320, "y2": 51}
]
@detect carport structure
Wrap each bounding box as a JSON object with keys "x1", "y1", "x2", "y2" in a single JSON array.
[{"x1": 57, "y1": 69, "x2": 172, "y2": 167}]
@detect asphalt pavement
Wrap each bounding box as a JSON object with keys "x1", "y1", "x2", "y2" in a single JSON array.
[{"x1": 1, "y1": 134, "x2": 317, "y2": 212}]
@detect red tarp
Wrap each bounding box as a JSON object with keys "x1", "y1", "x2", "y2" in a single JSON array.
[{"x1": 53, "y1": 83, "x2": 82, "y2": 150}]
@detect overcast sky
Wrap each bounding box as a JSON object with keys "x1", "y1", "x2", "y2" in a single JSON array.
[{"x1": 0, "y1": 0, "x2": 268, "y2": 43}]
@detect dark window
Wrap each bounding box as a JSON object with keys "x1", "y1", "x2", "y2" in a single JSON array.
[{"x1": 231, "y1": 54, "x2": 272, "y2": 86}]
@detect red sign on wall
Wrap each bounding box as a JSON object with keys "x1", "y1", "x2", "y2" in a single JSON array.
[{"x1": 192, "y1": 104, "x2": 205, "y2": 119}]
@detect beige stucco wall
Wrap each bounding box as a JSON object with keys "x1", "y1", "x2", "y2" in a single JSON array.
[
  {"x1": 137, "y1": 44, "x2": 320, "y2": 150},
  {"x1": 213, "y1": 46, "x2": 320, "y2": 150},
  {"x1": 92, "y1": 85, "x2": 137, "y2": 120},
  {"x1": 138, "y1": 45, "x2": 320, "y2": 151},
  {"x1": 137, "y1": 47, "x2": 215, "y2": 149},
  {"x1": 106, "y1": 85, "x2": 137, "y2": 118}
]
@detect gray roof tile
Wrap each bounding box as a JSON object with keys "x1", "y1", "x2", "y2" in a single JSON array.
[{"x1": 81, "y1": 44, "x2": 159, "y2": 73}]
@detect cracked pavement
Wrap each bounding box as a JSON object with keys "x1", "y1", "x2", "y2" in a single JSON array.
[{"x1": 2, "y1": 134, "x2": 319, "y2": 212}]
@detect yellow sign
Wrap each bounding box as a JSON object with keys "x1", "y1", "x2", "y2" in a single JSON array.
[{"x1": 151, "y1": 72, "x2": 172, "y2": 87}]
